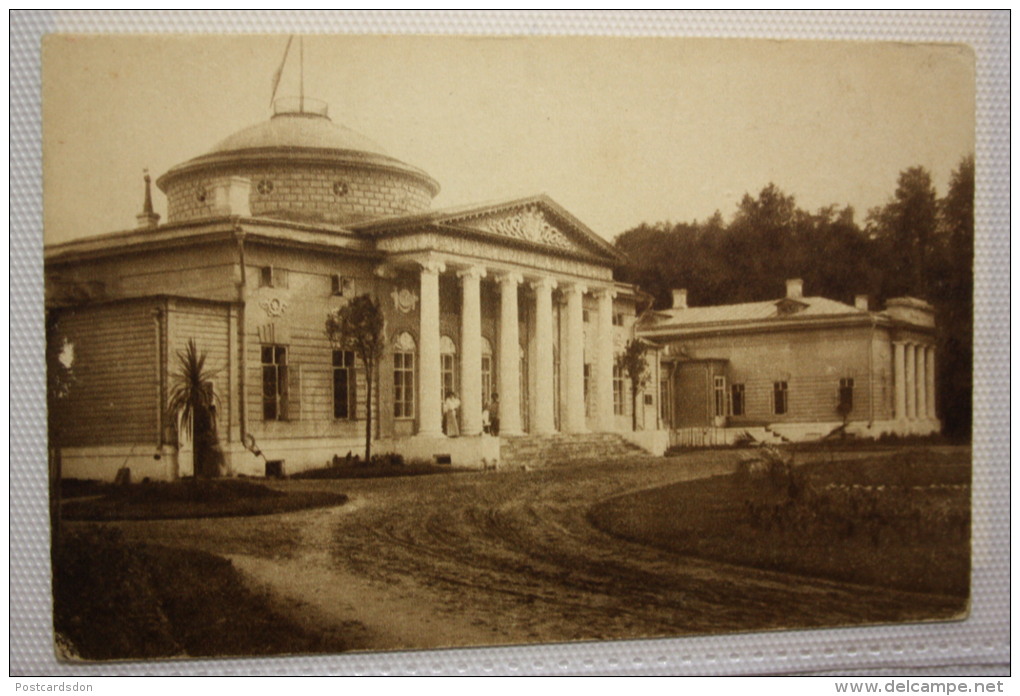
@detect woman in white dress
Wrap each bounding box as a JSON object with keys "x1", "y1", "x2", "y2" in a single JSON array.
[{"x1": 443, "y1": 391, "x2": 461, "y2": 437}]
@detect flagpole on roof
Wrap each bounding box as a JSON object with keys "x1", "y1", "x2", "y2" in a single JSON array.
[
  {"x1": 299, "y1": 36, "x2": 305, "y2": 113},
  {"x1": 270, "y1": 35, "x2": 294, "y2": 108}
]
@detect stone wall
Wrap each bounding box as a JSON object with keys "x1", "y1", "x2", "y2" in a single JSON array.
[{"x1": 165, "y1": 163, "x2": 433, "y2": 224}]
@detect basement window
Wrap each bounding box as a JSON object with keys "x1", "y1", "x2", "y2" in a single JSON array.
[{"x1": 260, "y1": 266, "x2": 289, "y2": 289}]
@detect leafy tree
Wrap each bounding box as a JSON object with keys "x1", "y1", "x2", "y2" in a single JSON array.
[
  {"x1": 867, "y1": 166, "x2": 938, "y2": 298},
  {"x1": 617, "y1": 339, "x2": 650, "y2": 431},
  {"x1": 326, "y1": 295, "x2": 385, "y2": 460},
  {"x1": 167, "y1": 339, "x2": 223, "y2": 478},
  {"x1": 931, "y1": 155, "x2": 975, "y2": 439}
]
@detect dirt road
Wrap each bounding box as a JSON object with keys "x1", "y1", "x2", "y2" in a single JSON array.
[{"x1": 102, "y1": 450, "x2": 965, "y2": 652}]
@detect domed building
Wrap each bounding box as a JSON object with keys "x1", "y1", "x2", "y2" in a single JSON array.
[{"x1": 45, "y1": 99, "x2": 660, "y2": 480}]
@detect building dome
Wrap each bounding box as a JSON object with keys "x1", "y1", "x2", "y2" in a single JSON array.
[
  {"x1": 156, "y1": 101, "x2": 440, "y2": 226},
  {"x1": 208, "y1": 109, "x2": 390, "y2": 157}
]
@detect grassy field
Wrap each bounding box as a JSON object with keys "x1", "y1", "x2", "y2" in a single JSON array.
[
  {"x1": 61, "y1": 478, "x2": 348, "y2": 521},
  {"x1": 53, "y1": 528, "x2": 360, "y2": 660},
  {"x1": 588, "y1": 448, "x2": 970, "y2": 596}
]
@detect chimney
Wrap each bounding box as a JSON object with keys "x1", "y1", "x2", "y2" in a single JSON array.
[
  {"x1": 135, "y1": 170, "x2": 161, "y2": 229},
  {"x1": 785, "y1": 278, "x2": 804, "y2": 299},
  {"x1": 672, "y1": 289, "x2": 688, "y2": 309},
  {"x1": 209, "y1": 176, "x2": 252, "y2": 217},
  {"x1": 854, "y1": 294, "x2": 869, "y2": 311}
]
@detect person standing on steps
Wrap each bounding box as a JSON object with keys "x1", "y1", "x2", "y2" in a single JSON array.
[
  {"x1": 443, "y1": 390, "x2": 461, "y2": 437},
  {"x1": 487, "y1": 393, "x2": 500, "y2": 436}
]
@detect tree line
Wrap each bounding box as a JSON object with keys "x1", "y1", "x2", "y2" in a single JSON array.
[{"x1": 613, "y1": 156, "x2": 974, "y2": 440}]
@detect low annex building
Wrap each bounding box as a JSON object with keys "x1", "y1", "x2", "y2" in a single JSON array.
[
  {"x1": 45, "y1": 99, "x2": 657, "y2": 480},
  {"x1": 638, "y1": 279, "x2": 941, "y2": 446}
]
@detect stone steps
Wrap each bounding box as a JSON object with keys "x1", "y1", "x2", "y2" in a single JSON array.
[{"x1": 499, "y1": 432, "x2": 648, "y2": 468}]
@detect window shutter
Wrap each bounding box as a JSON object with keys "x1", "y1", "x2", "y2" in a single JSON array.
[{"x1": 285, "y1": 363, "x2": 302, "y2": 421}]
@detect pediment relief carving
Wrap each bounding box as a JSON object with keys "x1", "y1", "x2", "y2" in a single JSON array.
[{"x1": 461, "y1": 206, "x2": 575, "y2": 251}]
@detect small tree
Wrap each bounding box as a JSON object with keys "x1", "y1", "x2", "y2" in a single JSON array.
[
  {"x1": 326, "y1": 294, "x2": 385, "y2": 461},
  {"x1": 167, "y1": 339, "x2": 223, "y2": 478},
  {"x1": 617, "y1": 339, "x2": 650, "y2": 431}
]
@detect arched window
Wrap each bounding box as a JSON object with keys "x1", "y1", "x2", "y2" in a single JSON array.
[
  {"x1": 393, "y1": 332, "x2": 416, "y2": 419},
  {"x1": 481, "y1": 337, "x2": 494, "y2": 406},
  {"x1": 440, "y1": 335, "x2": 457, "y2": 399}
]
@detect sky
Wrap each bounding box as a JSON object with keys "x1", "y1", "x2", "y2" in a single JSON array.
[{"x1": 42, "y1": 34, "x2": 975, "y2": 246}]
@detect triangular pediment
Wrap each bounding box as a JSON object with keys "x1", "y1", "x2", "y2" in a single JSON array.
[
  {"x1": 451, "y1": 205, "x2": 575, "y2": 250},
  {"x1": 775, "y1": 297, "x2": 809, "y2": 315},
  {"x1": 350, "y1": 194, "x2": 626, "y2": 265},
  {"x1": 435, "y1": 196, "x2": 624, "y2": 263}
]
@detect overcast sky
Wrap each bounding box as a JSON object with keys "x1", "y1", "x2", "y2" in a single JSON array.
[{"x1": 43, "y1": 35, "x2": 974, "y2": 245}]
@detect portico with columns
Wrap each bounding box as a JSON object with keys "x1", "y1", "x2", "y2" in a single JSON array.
[{"x1": 891, "y1": 338, "x2": 939, "y2": 434}]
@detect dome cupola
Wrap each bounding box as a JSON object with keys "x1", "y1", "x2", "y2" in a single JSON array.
[{"x1": 156, "y1": 98, "x2": 440, "y2": 226}]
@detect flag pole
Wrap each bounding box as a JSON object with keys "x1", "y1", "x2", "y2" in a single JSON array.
[
  {"x1": 270, "y1": 35, "x2": 294, "y2": 108},
  {"x1": 299, "y1": 36, "x2": 304, "y2": 113}
]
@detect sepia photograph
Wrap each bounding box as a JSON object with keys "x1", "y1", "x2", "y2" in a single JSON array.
[{"x1": 41, "y1": 32, "x2": 976, "y2": 663}]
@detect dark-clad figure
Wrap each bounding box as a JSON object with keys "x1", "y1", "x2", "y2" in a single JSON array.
[{"x1": 487, "y1": 393, "x2": 500, "y2": 436}]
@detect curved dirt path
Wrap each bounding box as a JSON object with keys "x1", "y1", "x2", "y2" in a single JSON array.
[{"x1": 98, "y1": 450, "x2": 965, "y2": 652}]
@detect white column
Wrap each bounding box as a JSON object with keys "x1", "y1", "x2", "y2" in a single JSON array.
[
  {"x1": 916, "y1": 343, "x2": 928, "y2": 423},
  {"x1": 458, "y1": 266, "x2": 486, "y2": 436},
  {"x1": 497, "y1": 272, "x2": 523, "y2": 436},
  {"x1": 417, "y1": 259, "x2": 445, "y2": 437},
  {"x1": 595, "y1": 287, "x2": 617, "y2": 432},
  {"x1": 905, "y1": 342, "x2": 917, "y2": 420},
  {"x1": 562, "y1": 283, "x2": 588, "y2": 433},
  {"x1": 531, "y1": 277, "x2": 558, "y2": 434},
  {"x1": 926, "y1": 346, "x2": 937, "y2": 419},
  {"x1": 893, "y1": 341, "x2": 906, "y2": 422}
]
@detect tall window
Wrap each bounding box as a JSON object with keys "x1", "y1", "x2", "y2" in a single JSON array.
[
  {"x1": 481, "y1": 337, "x2": 493, "y2": 406},
  {"x1": 332, "y1": 350, "x2": 356, "y2": 419},
  {"x1": 773, "y1": 381, "x2": 789, "y2": 415},
  {"x1": 660, "y1": 377, "x2": 670, "y2": 422},
  {"x1": 440, "y1": 335, "x2": 457, "y2": 399},
  {"x1": 731, "y1": 383, "x2": 746, "y2": 416},
  {"x1": 393, "y1": 332, "x2": 416, "y2": 419},
  {"x1": 838, "y1": 377, "x2": 855, "y2": 414},
  {"x1": 714, "y1": 375, "x2": 727, "y2": 417},
  {"x1": 613, "y1": 364, "x2": 625, "y2": 415},
  {"x1": 262, "y1": 345, "x2": 288, "y2": 420}
]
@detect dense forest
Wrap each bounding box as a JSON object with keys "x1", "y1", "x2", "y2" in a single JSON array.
[{"x1": 613, "y1": 157, "x2": 974, "y2": 440}]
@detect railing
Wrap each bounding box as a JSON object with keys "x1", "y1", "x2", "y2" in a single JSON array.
[{"x1": 668, "y1": 427, "x2": 734, "y2": 449}]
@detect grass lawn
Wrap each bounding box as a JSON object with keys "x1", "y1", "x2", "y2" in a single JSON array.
[
  {"x1": 588, "y1": 448, "x2": 970, "y2": 596},
  {"x1": 54, "y1": 528, "x2": 360, "y2": 660},
  {"x1": 61, "y1": 478, "x2": 348, "y2": 521}
]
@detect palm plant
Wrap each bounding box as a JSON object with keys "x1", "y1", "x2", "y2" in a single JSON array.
[{"x1": 167, "y1": 339, "x2": 223, "y2": 478}]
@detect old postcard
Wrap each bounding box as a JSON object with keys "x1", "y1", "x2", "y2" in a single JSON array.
[{"x1": 42, "y1": 33, "x2": 975, "y2": 662}]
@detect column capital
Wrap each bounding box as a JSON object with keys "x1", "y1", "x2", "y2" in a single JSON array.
[
  {"x1": 594, "y1": 286, "x2": 617, "y2": 301},
  {"x1": 496, "y1": 271, "x2": 524, "y2": 287},
  {"x1": 418, "y1": 259, "x2": 446, "y2": 276},
  {"x1": 530, "y1": 277, "x2": 558, "y2": 292},
  {"x1": 456, "y1": 265, "x2": 487, "y2": 281},
  {"x1": 562, "y1": 282, "x2": 588, "y2": 296}
]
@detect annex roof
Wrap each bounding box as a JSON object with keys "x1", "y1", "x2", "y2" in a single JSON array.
[{"x1": 652, "y1": 295, "x2": 864, "y2": 327}]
